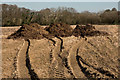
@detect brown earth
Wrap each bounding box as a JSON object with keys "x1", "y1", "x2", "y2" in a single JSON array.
[
  {"x1": 1, "y1": 25, "x2": 119, "y2": 79},
  {"x1": 2, "y1": 39, "x2": 24, "y2": 78},
  {"x1": 7, "y1": 23, "x2": 50, "y2": 40},
  {"x1": 45, "y1": 23, "x2": 73, "y2": 37},
  {"x1": 73, "y1": 24, "x2": 109, "y2": 38},
  {"x1": 6, "y1": 23, "x2": 109, "y2": 40},
  {"x1": 1, "y1": 27, "x2": 21, "y2": 39}
]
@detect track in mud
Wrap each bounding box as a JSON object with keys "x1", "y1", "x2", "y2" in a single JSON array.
[
  {"x1": 55, "y1": 36, "x2": 64, "y2": 52},
  {"x1": 48, "y1": 36, "x2": 76, "y2": 78},
  {"x1": 3, "y1": 25, "x2": 118, "y2": 79},
  {"x1": 15, "y1": 36, "x2": 118, "y2": 79},
  {"x1": 16, "y1": 40, "x2": 30, "y2": 78},
  {"x1": 12, "y1": 43, "x2": 24, "y2": 79},
  {"x1": 68, "y1": 40, "x2": 86, "y2": 78},
  {"x1": 67, "y1": 37, "x2": 118, "y2": 79},
  {"x1": 49, "y1": 36, "x2": 65, "y2": 78},
  {"x1": 15, "y1": 39, "x2": 40, "y2": 79},
  {"x1": 25, "y1": 39, "x2": 40, "y2": 80},
  {"x1": 55, "y1": 36, "x2": 75, "y2": 78},
  {"x1": 76, "y1": 48, "x2": 116, "y2": 79}
]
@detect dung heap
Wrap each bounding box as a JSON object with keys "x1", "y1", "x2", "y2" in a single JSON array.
[
  {"x1": 45, "y1": 23, "x2": 74, "y2": 37},
  {"x1": 72, "y1": 24, "x2": 109, "y2": 38},
  {"x1": 7, "y1": 23, "x2": 50, "y2": 39}
]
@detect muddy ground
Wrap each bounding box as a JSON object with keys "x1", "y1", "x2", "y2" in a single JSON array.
[{"x1": 1, "y1": 25, "x2": 119, "y2": 79}]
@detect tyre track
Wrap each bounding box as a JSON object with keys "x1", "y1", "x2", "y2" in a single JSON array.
[
  {"x1": 87, "y1": 39, "x2": 118, "y2": 76},
  {"x1": 76, "y1": 50, "x2": 117, "y2": 79},
  {"x1": 17, "y1": 40, "x2": 30, "y2": 78},
  {"x1": 62, "y1": 56, "x2": 75, "y2": 78},
  {"x1": 76, "y1": 48, "x2": 94, "y2": 79},
  {"x1": 80, "y1": 42, "x2": 117, "y2": 78},
  {"x1": 43, "y1": 35, "x2": 56, "y2": 46},
  {"x1": 25, "y1": 39, "x2": 40, "y2": 80},
  {"x1": 12, "y1": 41, "x2": 25, "y2": 79},
  {"x1": 17, "y1": 39, "x2": 40, "y2": 79},
  {"x1": 46, "y1": 37, "x2": 56, "y2": 64},
  {"x1": 75, "y1": 39, "x2": 117, "y2": 79},
  {"x1": 55, "y1": 36, "x2": 64, "y2": 52},
  {"x1": 12, "y1": 55, "x2": 18, "y2": 79},
  {"x1": 68, "y1": 38, "x2": 116, "y2": 79},
  {"x1": 68, "y1": 40, "x2": 86, "y2": 78},
  {"x1": 49, "y1": 49, "x2": 53, "y2": 63},
  {"x1": 50, "y1": 37, "x2": 65, "y2": 78},
  {"x1": 55, "y1": 36, "x2": 75, "y2": 78},
  {"x1": 44, "y1": 35, "x2": 56, "y2": 64},
  {"x1": 49, "y1": 36, "x2": 75, "y2": 78},
  {"x1": 68, "y1": 40, "x2": 104, "y2": 79}
]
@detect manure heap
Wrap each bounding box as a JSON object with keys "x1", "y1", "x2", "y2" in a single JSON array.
[
  {"x1": 45, "y1": 23, "x2": 73, "y2": 37},
  {"x1": 73, "y1": 24, "x2": 109, "y2": 38},
  {"x1": 7, "y1": 23, "x2": 49, "y2": 39},
  {"x1": 7, "y1": 23, "x2": 109, "y2": 40}
]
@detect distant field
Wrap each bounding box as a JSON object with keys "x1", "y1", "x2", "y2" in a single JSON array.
[{"x1": 1, "y1": 26, "x2": 21, "y2": 38}]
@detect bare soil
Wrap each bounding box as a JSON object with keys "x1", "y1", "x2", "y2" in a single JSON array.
[
  {"x1": 1, "y1": 25, "x2": 119, "y2": 79},
  {"x1": 2, "y1": 39, "x2": 24, "y2": 78},
  {"x1": 73, "y1": 24, "x2": 109, "y2": 38},
  {"x1": 7, "y1": 23, "x2": 49, "y2": 39},
  {"x1": 45, "y1": 23, "x2": 73, "y2": 37}
]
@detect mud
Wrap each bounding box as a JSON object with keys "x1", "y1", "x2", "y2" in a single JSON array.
[
  {"x1": 7, "y1": 23, "x2": 109, "y2": 40},
  {"x1": 45, "y1": 23, "x2": 73, "y2": 37},
  {"x1": 2, "y1": 25, "x2": 119, "y2": 79},
  {"x1": 73, "y1": 24, "x2": 109, "y2": 38},
  {"x1": 25, "y1": 39, "x2": 40, "y2": 80},
  {"x1": 7, "y1": 23, "x2": 49, "y2": 39}
]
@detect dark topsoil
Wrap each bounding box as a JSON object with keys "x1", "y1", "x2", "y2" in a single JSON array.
[
  {"x1": 72, "y1": 24, "x2": 109, "y2": 38},
  {"x1": 7, "y1": 23, "x2": 109, "y2": 40},
  {"x1": 7, "y1": 23, "x2": 50, "y2": 39},
  {"x1": 45, "y1": 23, "x2": 73, "y2": 37}
]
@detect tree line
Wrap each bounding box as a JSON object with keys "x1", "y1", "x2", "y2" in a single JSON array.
[{"x1": 1, "y1": 4, "x2": 120, "y2": 26}]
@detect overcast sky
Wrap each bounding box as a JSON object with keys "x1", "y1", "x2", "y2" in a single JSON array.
[
  {"x1": 1, "y1": 0, "x2": 119, "y2": 12},
  {"x1": 1, "y1": 0, "x2": 120, "y2": 2}
]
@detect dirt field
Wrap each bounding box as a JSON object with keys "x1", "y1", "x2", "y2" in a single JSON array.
[
  {"x1": 1, "y1": 27, "x2": 21, "y2": 39},
  {"x1": 1, "y1": 25, "x2": 119, "y2": 79}
]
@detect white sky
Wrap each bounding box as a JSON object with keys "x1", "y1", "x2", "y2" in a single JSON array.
[
  {"x1": 1, "y1": 0, "x2": 119, "y2": 12},
  {"x1": 2, "y1": 2, "x2": 118, "y2": 12},
  {"x1": 1, "y1": 0, "x2": 120, "y2": 2}
]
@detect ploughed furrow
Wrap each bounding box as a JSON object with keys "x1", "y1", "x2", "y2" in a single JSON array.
[
  {"x1": 25, "y1": 39, "x2": 40, "y2": 80},
  {"x1": 17, "y1": 40, "x2": 30, "y2": 78},
  {"x1": 68, "y1": 40, "x2": 86, "y2": 78}
]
